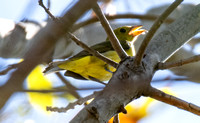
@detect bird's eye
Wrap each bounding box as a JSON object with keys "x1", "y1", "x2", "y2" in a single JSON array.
[{"x1": 120, "y1": 28, "x2": 126, "y2": 33}]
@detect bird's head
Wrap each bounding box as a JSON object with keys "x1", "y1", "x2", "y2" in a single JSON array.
[{"x1": 106, "y1": 25, "x2": 146, "y2": 42}]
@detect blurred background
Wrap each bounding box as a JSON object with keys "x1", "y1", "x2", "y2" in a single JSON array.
[{"x1": 0, "y1": 0, "x2": 200, "y2": 123}]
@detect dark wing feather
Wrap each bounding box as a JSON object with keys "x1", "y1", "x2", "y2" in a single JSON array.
[
  {"x1": 64, "y1": 71, "x2": 87, "y2": 80},
  {"x1": 70, "y1": 40, "x2": 130, "y2": 59}
]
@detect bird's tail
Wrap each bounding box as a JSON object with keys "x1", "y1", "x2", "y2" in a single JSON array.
[{"x1": 43, "y1": 61, "x2": 65, "y2": 75}]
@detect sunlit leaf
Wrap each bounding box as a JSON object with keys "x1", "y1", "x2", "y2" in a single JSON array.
[
  {"x1": 108, "y1": 87, "x2": 176, "y2": 123},
  {"x1": 27, "y1": 65, "x2": 53, "y2": 114}
]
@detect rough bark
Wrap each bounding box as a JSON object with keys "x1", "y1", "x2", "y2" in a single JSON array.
[{"x1": 70, "y1": 4, "x2": 200, "y2": 123}]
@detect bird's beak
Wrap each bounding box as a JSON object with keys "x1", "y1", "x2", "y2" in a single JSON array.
[{"x1": 128, "y1": 25, "x2": 147, "y2": 36}]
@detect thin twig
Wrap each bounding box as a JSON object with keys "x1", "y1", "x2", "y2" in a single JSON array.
[
  {"x1": 92, "y1": 3, "x2": 128, "y2": 60},
  {"x1": 55, "y1": 72, "x2": 80, "y2": 98},
  {"x1": 55, "y1": 72, "x2": 77, "y2": 89},
  {"x1": 68, "y1": 32, "x2": 118, "y2": 68},
  {"x1": 47, "y1": 91, "x2": 100, "y2": 113},
  {"x1": 38, "y1": 0, "x2": 57, "y2": 21},
  {"x1": 74, "y1": 87, "x2": 103, "y2": 90},
  {"x1": 134, "y1": 0, "x2": 183, "y2": 66},
  {"x1": 151, "y1": 77, "x2": 188, "y2": 83},
  {"x1": 72, "y1": 14, "x2": 174, "y2": 32},
  {"x1": 158, "y1": 54, "x2": 200, "y2": 70},
  {"x1": 23, "y1": 6, "x2": 80, "y2": 98},
  {"x1": 39, "y1": 0, "x2": 118, "y2": 68},
  {"x1": 0, "y1": 63, "x2": 19, "y2": 75},
  {"x1": 21, "y1": 89, "x2": 69, "y2": 93},
  {"x1": 21, "y1": 86, "x2": 103, "y2": 93},
  {"x1": 39, "y1": 0, "x2": 112, "y2": 84},
  {"x1": 0, "y1": 0, "x2": 97, "y2": 110},
  {"x1": 148, "y1": 87, "x2": 200, "y2": 116}
]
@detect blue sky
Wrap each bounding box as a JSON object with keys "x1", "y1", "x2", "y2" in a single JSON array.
[{"x1": 1, "y1": 0, "x2": 199, "y2": 22}]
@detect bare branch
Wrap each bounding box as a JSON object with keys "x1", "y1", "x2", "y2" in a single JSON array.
[
  {"x1": 47, "y1": 91, "x2": 99, "y2": 113},
  {"x1": 55, "y1": 72, "x2": 77, "y2": 89},
  {"x1": 0, "y1": 0, "x2": 97, "y2": 110},
  {"x1": 68, "y1": 32, "x2": 118, "y2": 68},
  {"x1": 73, "y1": 14, "x2": 174, "y2": 32},
  {"x1": 55, "y1": 72, "x2": 80, "y2": 99},
  {"x1": 134, "y1": 0, "x2": 183, "y2": 66},
  {"x1": 158, "y1": 54, "x2": 200, "y2": 69},
  {"x1": 92, "y1": 3, "x2": 128, "y2": 60},
  {"x1": 21, "y1": 86, "x2": 103, "y2": 92},
  {"x1": 21, "y1": 89, "x2": 70, "y2": 93},
  {"x1": 151, "y1": 77, "x2": 188, "y2": 83},
  {"x1": 0, "y1": 63, "x2": 19, "y2": 75},
  {"x1": 71, "y1": 57, "x2": 152, "y2": 123},
  {"x1": 39, "y1": 0, "x2": 118, "y2": 68},
  {"x1": 38, "y1": 0, "x2": 57, "y2": 21},
  {"x1": 148, "y1": 87, "x2": 200, "y2": 116},
  {"x1": 71, "y1": 3, "x2": 200, "y2": 122}
]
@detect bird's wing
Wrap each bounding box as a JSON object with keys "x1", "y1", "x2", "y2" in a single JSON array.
[
  {"x1": 64, "y1": 71, "x2": 87, "y2": 80},
  {"x1": 70, "y1": 40, "x2": 130, "y2": 59},
  {"x1": 63, "y1": 41, "x2": 130, "y2": 80}
]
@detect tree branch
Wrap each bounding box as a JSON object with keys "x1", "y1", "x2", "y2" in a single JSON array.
[
  {"x1": 0, "y1": 13, "x2": 174, "y2": 59},
  {"x1": 148, "y1": 87, "x2": 200, "y2": 116},
  {"x1": 151, "y1": 77, "x2": 188, "y2": 83},
  {"x1": 0, "y1": 0, "x2": 97, "y2": 110},
  {"x1": 0, "y1": 63, "x2": 19, "y2": 75},
  {"x1": 55, "y1": 72, "x2": 80, "y2": 99},
  {"x1": 71, "y1": 56, "x2": 152, "y2": 123},
  {"x1": 21, "y1": 86, "x2": 103, "y2": 92},
  {"x1": 47, "y1": 91, "x2": 99, "y2": 113},
  {"x1": 134, "y1": 0, "x2": 183, "y2": 66},
  {"x1": 38, "y1": 0, "x2": 57, "y2": 21},
  {"x1": 71, "y1": 3, "x2": 200, "y2": 122},
  {"x1": 145, "y1": 4, "x2": 200, "y2": 62},
  {"x1": 158, "y1": 54, "x2": 200, "y2": 69},
  {"x1": 92, "y1": 3, "x2": 128, "y2": 60},
  {"x1": 39, "y1": 0, "x2": 118, "y2": 68},
  {"x1": 55, "y1": 72, "x2": 77, "y2": 89},
  {"x1": 72, "y1": 14, "x2": 174, "y2": 32},
  {"x1": 68, "y1": 32, "x2": 118, "y2": 68},
  {"x1": 21, "y1": 89, "x2": 71, "y2": 93}
]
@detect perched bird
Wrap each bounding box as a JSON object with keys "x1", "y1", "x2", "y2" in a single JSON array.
[{"x1": 44, "y1": 26, "x2": 146, "y2": 81}]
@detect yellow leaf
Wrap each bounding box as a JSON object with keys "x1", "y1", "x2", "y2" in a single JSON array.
[
  {"x1": 109, "y1": 87, "x2": 176, "y2": 123},
  {"x1": 27, "y1": 65, "x2": 53, "y2": 114},
  {"x1": 108, "y1": 99, "x2": 151, "y2": 123}
]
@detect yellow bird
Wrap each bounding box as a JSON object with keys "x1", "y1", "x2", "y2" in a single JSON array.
[{"x1": 44, "y1": 26, "x2": 146, "y2": 81}]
